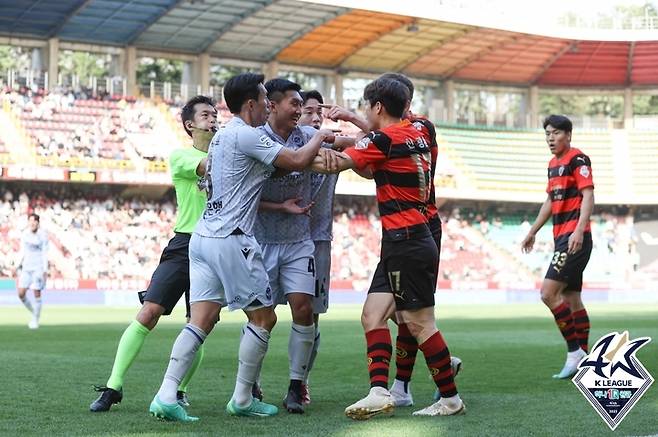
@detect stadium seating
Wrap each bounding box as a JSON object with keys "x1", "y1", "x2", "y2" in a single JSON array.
[
  {"x1": 436, "y1": 123, "x2": 618, "y2": 197},
  {"x1": 627, "y1": 129, "x2": 658, "y2": 197}
]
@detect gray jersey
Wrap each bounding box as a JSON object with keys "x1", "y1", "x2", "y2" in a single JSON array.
[
  {"x1": 194, "y1": 117, "x2": 284, "y2": 238},
  {"x1": 21, "y1": 229, "x2": 48, "y2": 272},
  {"x1": 254, "y1": 124, "x2": 316, "y2": 244},
  {"x1": 310, "y1": 171, "x2": 338, "y2": 241}
]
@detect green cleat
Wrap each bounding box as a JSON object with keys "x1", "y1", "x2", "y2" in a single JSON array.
[
  {"x1": 149, "y1": 395, "x2": 199, "y2": 422},
  {"x1": 226, "y1": 398, "x2": 279, "y2": 417}
]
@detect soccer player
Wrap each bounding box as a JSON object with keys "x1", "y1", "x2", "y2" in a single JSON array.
[
  {"x1": 149, "y1": 73, "x2": 334, "y2": 422},
  {"x1": 254, "y1": 79, "x2": 326, "y2": 414},
  {"x1": 298, "y1": 89, "x2": 338, "y2": 405},
  {"x1": 324, "y1": 73, "x2": 461, "y2": 407},
  {"x1": 312, "y1": 77, "x2": 465, "y2": 419},
  {"x1": 521, "y1": 114, "x2": 594, "y2": 379},
  {"x1": 90, "y1": 95, "x2": 217, "y2": 412},
  {"x1": 17, "y1": 213, "x2": 48, "y2": 329}
]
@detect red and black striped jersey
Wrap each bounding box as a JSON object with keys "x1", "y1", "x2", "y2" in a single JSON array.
[
  {"x1": 345, "y1": 119, "x2": 432, "y2": 241},
  {"x1": 546, "y1": 147, "x2": 594, "y2": 239},
  {"x1": 407, "y1": 115, "x2": 439, "y2": 224}
]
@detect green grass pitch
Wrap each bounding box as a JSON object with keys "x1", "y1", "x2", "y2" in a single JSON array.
[{"x1": 1, "y1": 303, "x2": 656, "y2": 436}]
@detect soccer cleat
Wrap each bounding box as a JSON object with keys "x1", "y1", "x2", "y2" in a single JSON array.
[
  {"x1": 413, "y1": 397, "x2": 465, "y2": 416},
  {"x1": 89, "y1": 386, "x2": 123, "y2": 412},
  {"x1": 149, "y1": 395, "x2": 198, "y2": 422},
  {"x1": 433, "y1": 356, "x2": 463, "y2": 401},
  {"x1": 226, "y1": 398, "x2": 278, "y2": 417},
  {"x1": 390, "y1": 380, "x2": 413, "y2": 407},
  {"x1": 300, "y1": 383, "x2": 311, "y2": 405},
  {"x1": 552, "y1": 349, "x2": 587, "y2": 379},
  {"x1": 177, "y1": 391, "x2": 190, "y2": 407},
  {"x1": 252, "y1": 382, "x2": 263, "y2": 401},
  {"x1": 344, "y1": 387, "x2": 395, "y2": 420},
  {"x1": 283, "y1": 387, "x2": 304, "y2": 414},
  {"x1": 28, "y1": 318, "x2": 39, "y2": 330}
]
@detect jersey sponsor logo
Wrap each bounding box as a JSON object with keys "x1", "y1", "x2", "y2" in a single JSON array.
[
  {"x1": 580, "y1": 166, "x2": 590, "y2": 178},
  {"x1": 573, "y1": 331, "x2": 653, "y2": 430},
  {"x1": 355, "y1": 137, "x2": 371, "y2": 150},
  {"x1": 259, "y1": 135, "x2": 275, "y2": 148}
]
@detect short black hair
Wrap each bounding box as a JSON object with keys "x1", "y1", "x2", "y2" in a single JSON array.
[
  {"x1": 301, "y1": 90, "x2": 324, "y2": 105},
  {"x1": 181, "y1": 95, "x2": 215, "y2": 138},
  {"x1": 264, "y1": 78, "x2": 301, "y2": 103},
  {"x1": 224, "y1": 73, "x2": 266, "y2": 114},
  {"x1": 543, "y1": 114, "x2": 573, "y2": 133},
  {"x1": 363, "y1": 77, "x2": 409, "y2": 119},
  {"x1": 379, "y1": 72, "x2": 414, "y2": 100},
  {"x1": 29, "y1": 213, "x2": 40, "y2": 222}
]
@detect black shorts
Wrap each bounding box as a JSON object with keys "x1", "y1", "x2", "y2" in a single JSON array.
[
  {"x1": 368, "y1": 237, "x2": 438, "y2": 310},
  {"x1": 140, "y1": 233, "x2": 192, "y2": 317},
  {"x1": 544, "y1": 232, "x2": 592, "y2": 292},
  {"x1": 428, "y1": 214, "x2": 442, "y2": 266}
]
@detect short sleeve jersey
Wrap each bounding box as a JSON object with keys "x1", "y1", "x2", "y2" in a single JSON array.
[
  {"x1": 21, "y1": 229, "x2": 48, "y2": 271},
  {"x1": 546, "y1": 147, "x2": 594, "y2": 239},
  {"x1": 194, "y1": 117, "x2": 284, "y2": 238},
  {"x1": 254, "y1": 124, "x2": 316, "y2": 244},
  {"x1": 344, "y1": 119, "x2": 432, "y2": 241},
  {"x1": 169, "y1": 147, "x2": 207, "y2": 233}
]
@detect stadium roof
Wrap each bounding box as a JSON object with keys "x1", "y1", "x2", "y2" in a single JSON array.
[{"x1": 2, "y1": 0, "x2": 658, "y2": 86}]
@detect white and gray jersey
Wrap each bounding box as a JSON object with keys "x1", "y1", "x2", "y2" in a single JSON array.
[
  {"x1": 194, "y1": 117, "x2": 284, "y2": 238},
  {"x1": 310, "y1": 170, "x2": 338, "y2": 241},
  {"x1": 21, "y1": 229, "x2": 48, "y2": 272},
  {"x1": 254, "y1": 123, "x2": 316, "y2": 244}
]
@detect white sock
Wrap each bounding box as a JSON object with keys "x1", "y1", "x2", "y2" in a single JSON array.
[
  {"x1": 20, "y1": 296, "x2": 33, "y2": 314},
  {"x1": 289, "y1": 323, "x2": 315, "y2": 381},
  {"x1": 391, "y1": 378, "x2": 410, "y2": 394},
  {"x1": 157, "y1": 324, "x2": 206, "y2": 404},
  {"x1": 304, "y1": 327, "x2": 321, "y2": 384},
  {"x1": 232, "y1": 323, "x2": 270, "y2": 407},
  {"x1": 33, "y1": 297, "x2": 42, "y2": 321}
]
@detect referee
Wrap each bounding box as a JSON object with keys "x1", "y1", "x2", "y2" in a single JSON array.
[{"x1": 90, "y1": 95, "x2": 217, "y2": 412}]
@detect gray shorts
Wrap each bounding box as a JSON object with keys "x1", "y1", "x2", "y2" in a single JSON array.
[
  {"x1": 18, "y1": 269, "x2": 45, "y2": 290},
  {"x1": 312, "y1": 240, "x2": 331, "y2": 314},
  {"x1": 261, "y1": 240, "x2": 315, "y2": 306},
  {"x1": 189, "y1": 233, "x2": 272, "y2": 311}
]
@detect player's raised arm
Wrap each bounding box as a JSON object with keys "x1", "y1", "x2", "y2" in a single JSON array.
[
  {"x1": 521, "y1": 194, "x2": 552, "y2": 253},
  {"x1": 310, "y1": 149, "x2": 354, "y2": 174},
  {"x1": 320, "y1": 104, "x2": 369, "y2": 133},
  {"x1": 272, "y1": 129, "x2": 335, "y2": 171}
]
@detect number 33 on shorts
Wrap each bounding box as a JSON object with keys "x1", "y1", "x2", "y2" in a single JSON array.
[{"x1": 551, "y1": 251, "x2": 568, "y2": 273}]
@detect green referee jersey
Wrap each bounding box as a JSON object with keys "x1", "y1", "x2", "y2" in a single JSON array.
[{"x1": 170, "y1": 147, "x2": 207, "y2": 234}]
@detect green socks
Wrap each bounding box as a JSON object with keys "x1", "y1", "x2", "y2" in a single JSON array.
[
  {"x1": 178, "y1": 342, "x2": 205, "y2": 393},
  {"x1": 106, "y1": 320, "x2": 151, "y2": 390}
]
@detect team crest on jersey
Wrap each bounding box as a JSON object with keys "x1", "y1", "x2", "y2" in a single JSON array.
[
  {"x1": 413, "y1": 121, "x2": 424, "y2": 131},
  {"x1": 355, "y1": 137, "x2": 371, "y2": 150},
  {"x1": 579, "y1": 166, "x2": 590, "y2": 178},
  {"x1": 572, "y1": 331, "x2": 653, "y2": 430},
  {"x1": 558, "y1": 165, "x2": 565, "y2": 176}
]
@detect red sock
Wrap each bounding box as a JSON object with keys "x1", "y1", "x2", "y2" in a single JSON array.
[
  {"x1": 419, "y1": 331, "x2": 458, "y2": 398},
  {"x1": 550, "y1": 302, "x2": 579, "y2": 352},
  {"x1": 365, "y1": 328, "x2": 392, "y2": 388},
  {"x1": 395, "y1": 323, "x2": 418, "y2": 386},
  {"x1": 572, "y1": 308, "x2": 590, "y2": 352}
]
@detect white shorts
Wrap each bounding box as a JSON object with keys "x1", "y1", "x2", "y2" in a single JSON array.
[
  {"x1": 312, "y1": 240, "x2": 331, "y2": 314},
  {"x1": 261, "y1": 240, "x2": 315, "y2": 306},
  {"x1": 18, "y1": 270, "x2": 45, "y2": 290},
  {"x1": 189, "y1": 233, "x2": 273, "y2": 311}
]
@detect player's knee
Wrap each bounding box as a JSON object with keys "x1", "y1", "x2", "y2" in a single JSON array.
[
  {"x1": 540, "y1": 289, "x2": 560, "y2": 307},
  {"x1": 361, "y1": 307, "x2": 386, "y2": 331},
  {"x1": 17, "y1": 289, "x2": 26, "y2": 299},
  {"x1": 291, "y1": 300, "x2": 313, "y2": 324},
  {"x1": 136, "y1": 302, "x2": 165, "y2": 329}
]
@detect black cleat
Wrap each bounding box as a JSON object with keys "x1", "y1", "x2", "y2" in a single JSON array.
[
  {"x1": 252, "y1": 382, "x2": 263, "y2": 401},
  {"x1": 283, "y1": 387, "x2": 304, "y2": 414},
  {"x1": 90, "y1": 385, "x2": 123, "y2": 412},
  {"x1": 176, "y1": 390, "x2": 190, "y2": 407}
]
